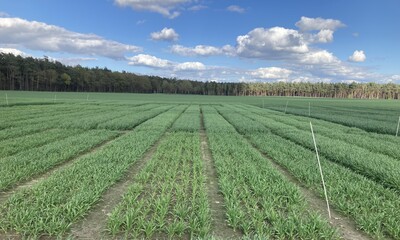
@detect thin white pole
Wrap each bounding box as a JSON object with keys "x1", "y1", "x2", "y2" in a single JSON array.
[
  {"x1": 396, "y1": 116, "x2": 400, "y2": 137},
  {"x1": 309, "y1": 102, "x2": 311, "y2": 116},
  {"x1": 310, "y1": 122, "x2": 331, "y2": 219},
  {"x1": 284, "y1": 101, "x2": 288, "y2": 113},
  {"x1": 5, "y1": 93, "x2": 9, "y2": 106}
]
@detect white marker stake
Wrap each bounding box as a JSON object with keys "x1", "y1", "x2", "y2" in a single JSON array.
[
  {"x1": 310, "y1": 122, "x2": 331, "y2": 219},
  {"x1": 284, "y1": 101, "x2": 288, "y2": 114},
  {"x1": 396, "y1": 116, "x2": 400, "y2": 137},
  {"x1": 5, "y1": 93, "x2": 9, "y2": 106}
]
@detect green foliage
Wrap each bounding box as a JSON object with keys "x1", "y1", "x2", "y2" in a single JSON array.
[
  {"x1": 108, "y1": 133, "x2": 211, "y2": 238},
  {"x1": 0, "y1": 129, "x2": 118, "y2": 191},
  {"x1": 219, "y1": 105, "x2": 400, "y2": 239},
  {"x1": 202, "y1": 106, "x2": 338, "y2": 239},
  {"x1": 0, "y1": 106, "x2": 186, "y2": 237},
  {"x1": 1, "y1": 94, "x2": 399, "y2": 239}
]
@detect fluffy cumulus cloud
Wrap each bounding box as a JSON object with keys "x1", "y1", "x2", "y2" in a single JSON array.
[
  {"x1": 127, "y1": 54, "x2": 172, "y2": 68},
  {"x1": 171, "y1": 44, "x2": 235, "y2": 56},
  {"x1": 250, "y1": 67, "x2": 292, "y2": 79},
  {"x1": 300, "y1": 50, "x2": 339, "y2": 64},
  {"x1": 127, "y1": 54, "x2": 207, "y2": 72},
  {"x1": 295, "y1": 16, "x2": 345, "y2": 31},
  {"x1": 165, "y1": 16, "x2": 377, "y2": 83},
  {"x1": 348, "y1": 50, "x2": 366, "y2": 62},
  {"x1": 174, "y1": 62, "x2": 206, "y2": 71},
  {"x1": 236, "y1": 27, "x2": 309, "y2": 59},
  {"x1": 114, "y1": 0, "x2": 191, "y2": 19},
  {"x1": 0, "y1": 17, "x2": 141, "y2": 59},
  {"x1": 316, "y1": 29, "x2": 334, "y2": 43},
  {"x1": 151, "y1": 28, "x2": 179, "y2": 41},
  {"x1": 227, "y1": 5, "x2": 245, "y2": 13}
]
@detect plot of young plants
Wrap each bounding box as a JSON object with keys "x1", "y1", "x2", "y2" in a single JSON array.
[{"x1": 0, "y1": 95, "x2": 399, "y2": 239}]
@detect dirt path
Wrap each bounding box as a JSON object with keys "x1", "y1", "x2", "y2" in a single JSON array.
[
  {"x1": 0, "y1": 133, "x2": 124, "y2": 205},
  {"x1": 200, "y1": 109, "x2": 242, "y2": 239},
  {"x1": 68, "y1": 133, "x2": 166, "y2": 240}
]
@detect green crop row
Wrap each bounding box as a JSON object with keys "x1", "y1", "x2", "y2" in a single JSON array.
[
  {"x1": 218, "y1": 106, "x2": 400, "y2": 239},
  {"x1": 0, "y1": 105, "x2": 109, "y2": 129},
  {"x1": 0, "y1": 124, "x2": 50, "y2": 141},
  {"x1": 228, "y1": 105, "x2": 400, "y2": 191},
  {"x1": 0, "y1": 128, "x2": 82, "y2": 158},
  {"x1": 237, "y1": 104, "x2": 400, "y2": 159},
  {"x1": 0, "y1": 104, "x2": 91, "y2": 123},
  {"x1": 6, "y1": 108, "x2": 108, "y2": 129},
  {"x1": 0, "y1": 129, "x2": 119, "y2": 191},
  {"x1": 57, "y1": 103, "x2": 160, "y2": 129},
  {"x1": 202, "y1": 106, "x2": 337, "y2": 239},
  {"x1": 0, "y1": 105, "x2": 187, "y2": 237},
  {"x1": 270, "y1": 104, "x2": 397, "y2": 134},
  {"x1": 170, "y1": 105, "x2": 201, "y2": 132},
  {"x1": 108, "y1": 132, "x2": 211, "y2": 239},
  {"x1": 97, "y1": 105, "x2": 173, "y2": 130}
]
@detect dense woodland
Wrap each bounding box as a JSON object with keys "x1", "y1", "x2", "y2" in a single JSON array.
[{"x1": 1, "y1": 53, "x2": 399, "y2": 99}]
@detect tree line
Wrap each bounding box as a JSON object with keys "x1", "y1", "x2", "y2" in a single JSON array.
[{"x1": 1, "y1": 53, "x2": 399, "y2": 99}]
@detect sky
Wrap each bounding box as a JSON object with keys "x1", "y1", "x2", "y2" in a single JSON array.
[{"x1": 0, "y1": 0, "x2": 399, "y2": 83}]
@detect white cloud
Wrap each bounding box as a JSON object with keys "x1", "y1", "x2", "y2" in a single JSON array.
[
  {"x1": 174, "y1": 62, "x2": 206, "y2": 71},
  {"x1": 171, "y1": 44, "x2": 235, "y2": 56},
  {"x1": 250, "y1": 67, "x2": 292, "y2": 79},
  {"x1": 127, "y1": 54, "x2": 172, "y2": 68},
  {"x1": 390, "y1": 75, "x2": 400, "y2": 81},
  {"x1": 114, "y1": 0, "x2": 191, "y2": 19},
  {"x1": 128, "y1": 54, "x2": 207, "y2": 72},
  {"x1": 0, "y1": 47, "x2": 28, "y2": 57},
  {"x1": 300, "y1": 50, "x2": 339, "y2": 64},
  {"x1": 227, "y1": 5, "x2": 245, "y2": 13},
  {"x1": 0, "y1": 17, "x2": 141, "y2": 59},
  {"x1": 236, "y1": 27, "x2": 309, "y2": 59},
  {"x1": 295, "y1": 16, "x2": 345, "y2": 31},
  {"x1": 316, "y1": 29, "x2": 334, "y2": 43},
  {"x1": 151, "y1": 28, "x2": 179, "y2": 41},
  {"x1": 348, "y1": 50, "x2": 366, "y2": 62}
]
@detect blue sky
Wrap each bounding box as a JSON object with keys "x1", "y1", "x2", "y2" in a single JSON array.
[{"x1": 0, "y1": 0, "x2": 399, "y2": 83}]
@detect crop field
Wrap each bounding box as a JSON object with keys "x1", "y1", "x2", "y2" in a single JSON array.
[{"x1": 0, "y1": 91, "x2": 400, "y2": 239}]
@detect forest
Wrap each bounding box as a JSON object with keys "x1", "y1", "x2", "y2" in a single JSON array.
[{"x1": 1, "y1": 53, "x2": 399, "y2": 99}]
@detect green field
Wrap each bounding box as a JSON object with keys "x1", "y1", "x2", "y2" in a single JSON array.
[{"x1": 0, "y1": 91, "x2": 399, "y2": 239}]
